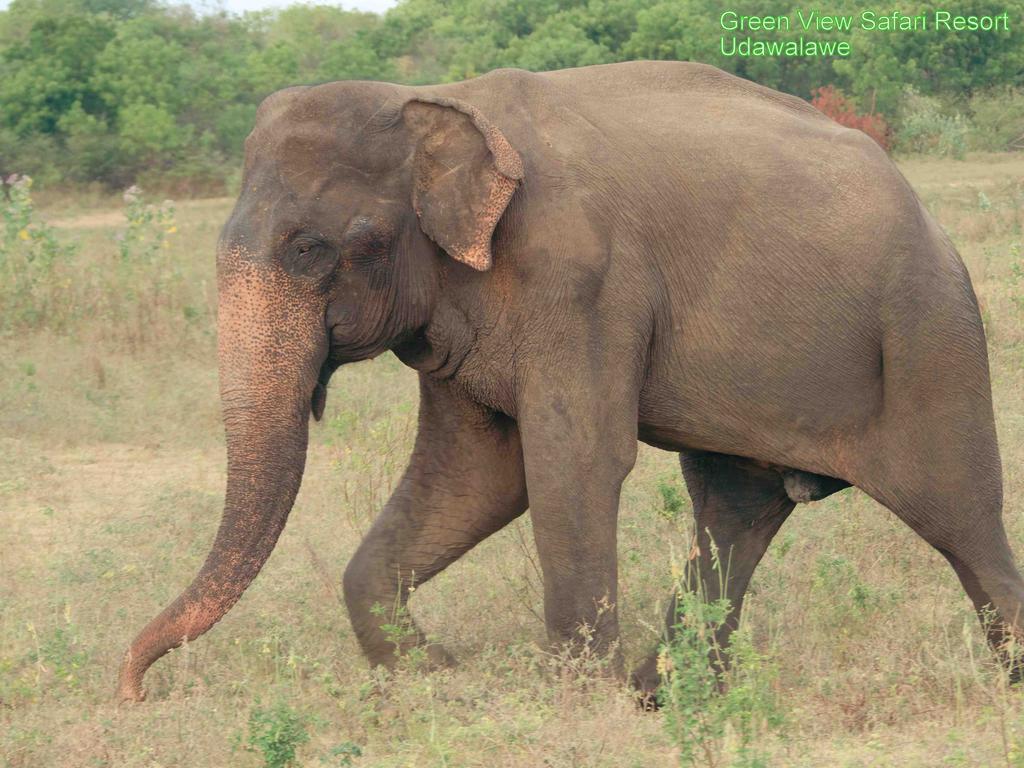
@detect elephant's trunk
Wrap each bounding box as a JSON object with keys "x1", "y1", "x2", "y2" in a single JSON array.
[{"x1": 117, "y1": 261, "x2": 327, "y2": 702}]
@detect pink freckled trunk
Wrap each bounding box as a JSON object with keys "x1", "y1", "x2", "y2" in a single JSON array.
[{"x1": 117, "y1": 279, "x2": 326, "y2": 702}]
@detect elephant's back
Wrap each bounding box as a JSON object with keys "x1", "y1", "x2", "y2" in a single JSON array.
[
  {"x1": 446, "y1": 61, "x2": 835, "y2": 144},
  {"x1": 444, "y1": 62, "x2": 896, "y2": 214},
  {"x1": 542, "y1": 60, "x2": 826, "y2": 120}
]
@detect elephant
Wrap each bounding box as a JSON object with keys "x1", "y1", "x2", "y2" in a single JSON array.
[{"x1": 116, "y1": 60, "x2": 1023, "y2": 703}]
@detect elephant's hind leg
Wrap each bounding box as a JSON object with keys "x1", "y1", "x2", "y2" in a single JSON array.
[
  {"x1": 940, "y1": 542, "x2": 1024, "y2": 677},
  {"x1": 342, "y1": 377, "x2": 528, "y2": 668},
  {"x1": 860, "y1": 248, "x2": 1024, "y2": 676},
  {"x1": 631, "y1": 451, "x2": 795, "y2": 705},
  {"x1": 863, "y1": 450, "x2": 1024, "y2": 679}
]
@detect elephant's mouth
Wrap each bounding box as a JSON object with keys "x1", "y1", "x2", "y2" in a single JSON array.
[
  {"x1": 310, "y1": 358, "x2": 337, "y2": 421},
  {"x1": 313, "y1": 324, "x2": 421, "y2": 419}
]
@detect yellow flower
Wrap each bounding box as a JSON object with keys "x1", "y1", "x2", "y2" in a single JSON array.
[
  {"x1": 656, "y1": 649, "x2": 673, "y2": 676},
  {"x1": 18, "y1": 229, "x2": 29, "y2": 240},
  {"x1": 165, "y1": 225, "x2": 177, "y2": 234}
]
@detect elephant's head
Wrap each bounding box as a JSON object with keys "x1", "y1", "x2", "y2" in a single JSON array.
[{"x1": 116, "y1": 82, "x2": 523, "y2": 701}]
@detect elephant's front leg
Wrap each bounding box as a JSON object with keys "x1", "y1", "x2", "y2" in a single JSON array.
[
  {"x1": 343, "y1": 376, "x2": 527, "y2": 668},
  {"x1": 518, "y1": 363, "x2": 640, "y2": 672}
]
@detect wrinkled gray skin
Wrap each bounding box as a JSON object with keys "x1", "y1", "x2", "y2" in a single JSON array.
[{"x1": 117, "y1": 61, "x2": 1023, "y2": 703}]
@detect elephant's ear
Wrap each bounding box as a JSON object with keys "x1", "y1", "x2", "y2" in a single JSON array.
[{"x1": 402, "y1": 97, "x2": 524, "y2": 271}]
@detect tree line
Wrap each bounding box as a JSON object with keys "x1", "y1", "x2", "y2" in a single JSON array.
[{"x1": 1, "y1": 0, "x2": 1021, "y2": 190}]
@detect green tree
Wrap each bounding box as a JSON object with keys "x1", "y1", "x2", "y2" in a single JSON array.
[
  {"x1": 0, "y1": 12, "x2": 114, "y2": 135},
  {"x1": 504, "y1": 13, "x2": 614, "y2": 71},
  {"x1": 0, "y1": 0, "x2": 1021, "y2": 189},
  {"x1": 836, "y1": 0, "x2": 1024, "y2": 114}
]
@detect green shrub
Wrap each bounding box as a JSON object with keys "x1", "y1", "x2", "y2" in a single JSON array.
[
  {"x1": 660, "y1": 557, "x2": 785, "y2": 767},
  {"x1": 0, "y1": 174, "x2": 78, "y2": 331},
  {"x1": 57, "y1": 102, "x2": 121, "y2": 184},
  {"x1": 31, "y1": 623, "x2": 90, "y2": 691},
  {"x1": 320, "y1": 742, "x2": 363, "y2": 766},
  {"x1": 656, "y1": 477, "x2": 687, "y2": 522},
  {"x1": 969, "y1": 89, "x2": 1024, "y2": 152},
  {"x1": 244, "y1": 700, "x2": 310, "y2": 768},
  {"x1": 894, "y1": 88, "x2": 969, "y2": 159},
  {"x1": 117, "y1": 184, "x2": 175, "y2": 265},
  {"x1": 0, "y1": 177, "x2": 204, "y2": 345},
  {"x1": 0, "y1": 130, "x2": 62, "y2": 187},
  {"x1": 96, "y1": 184, "x2": 194, "y2": 344}
]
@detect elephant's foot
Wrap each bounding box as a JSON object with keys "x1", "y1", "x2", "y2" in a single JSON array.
[
  {"x1": 629, "y1": 654, "x2": 662, "y2": 711},
  {"x1": 367, "y1": 637, "x2": 457, "y2": 672}
]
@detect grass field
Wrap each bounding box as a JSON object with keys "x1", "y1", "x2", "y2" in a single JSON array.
[{"x1": 2, "y1": 154, "x2": 1023, "y2": 767}]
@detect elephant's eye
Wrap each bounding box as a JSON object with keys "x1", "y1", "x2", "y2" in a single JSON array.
[
  {"x1": 284, "y1": 236, "x2": 338, "y2": 280},
  {"x1": 292, "y1": 236, "x2": 322, "y2": 255}
]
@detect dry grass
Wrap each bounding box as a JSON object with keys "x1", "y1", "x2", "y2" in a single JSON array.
[{"x1": 1, "y1": 154, "x2": 1023, "y2": 767}]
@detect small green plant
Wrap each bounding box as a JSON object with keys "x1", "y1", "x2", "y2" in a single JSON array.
[
  {"x1": 20, "y1": 603, "x2": 90, "y2": 696},
  {"x1": 244, "y1": 700, "x2": 310, "y2": 768},
  {"x1": 116, "y1": 185, "x2": 176, "y2": 265},
  {"x1": 724, "y1": 627, "x2": 785, "y2": 768},
  {"x1": 812, "y1": 552, "x2": 898, "y2": 626},
  {"x1": 659, "y1": 551, "x2": 785, "y2": 767},
  {"x1": 659, "y1": 588, "x2": 732, "y2": 766},
  {"x1": 34, "y1": 625, "x2": 89, "y2": 690},
  {"x1": 320, "y1": 742, "x2": 363, "y2": 766},
  {"x1": 0, "y1": 174, "x2": 78, "y2": 330},
  {"x1": 369, "y1": 595, "x2": 426, "y2": 667},
  {"x1": 657, "y1": 478, "x2": 687, "y2": 522},
  {"x1": 102, "y1": 185, "x2": 189, "y2": 344}
]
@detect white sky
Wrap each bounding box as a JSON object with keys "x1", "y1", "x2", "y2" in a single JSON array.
[
  {"x1": 199, "y1": 0, "x2": 397, "y2": 13},
  {"x1": 0, "y1": 0, "x2": 399, "y2": 14}
]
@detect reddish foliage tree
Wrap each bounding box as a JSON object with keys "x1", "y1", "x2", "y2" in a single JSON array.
[{"x1": 810, "y1": 85, "x2": 891, "y2": 151}]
